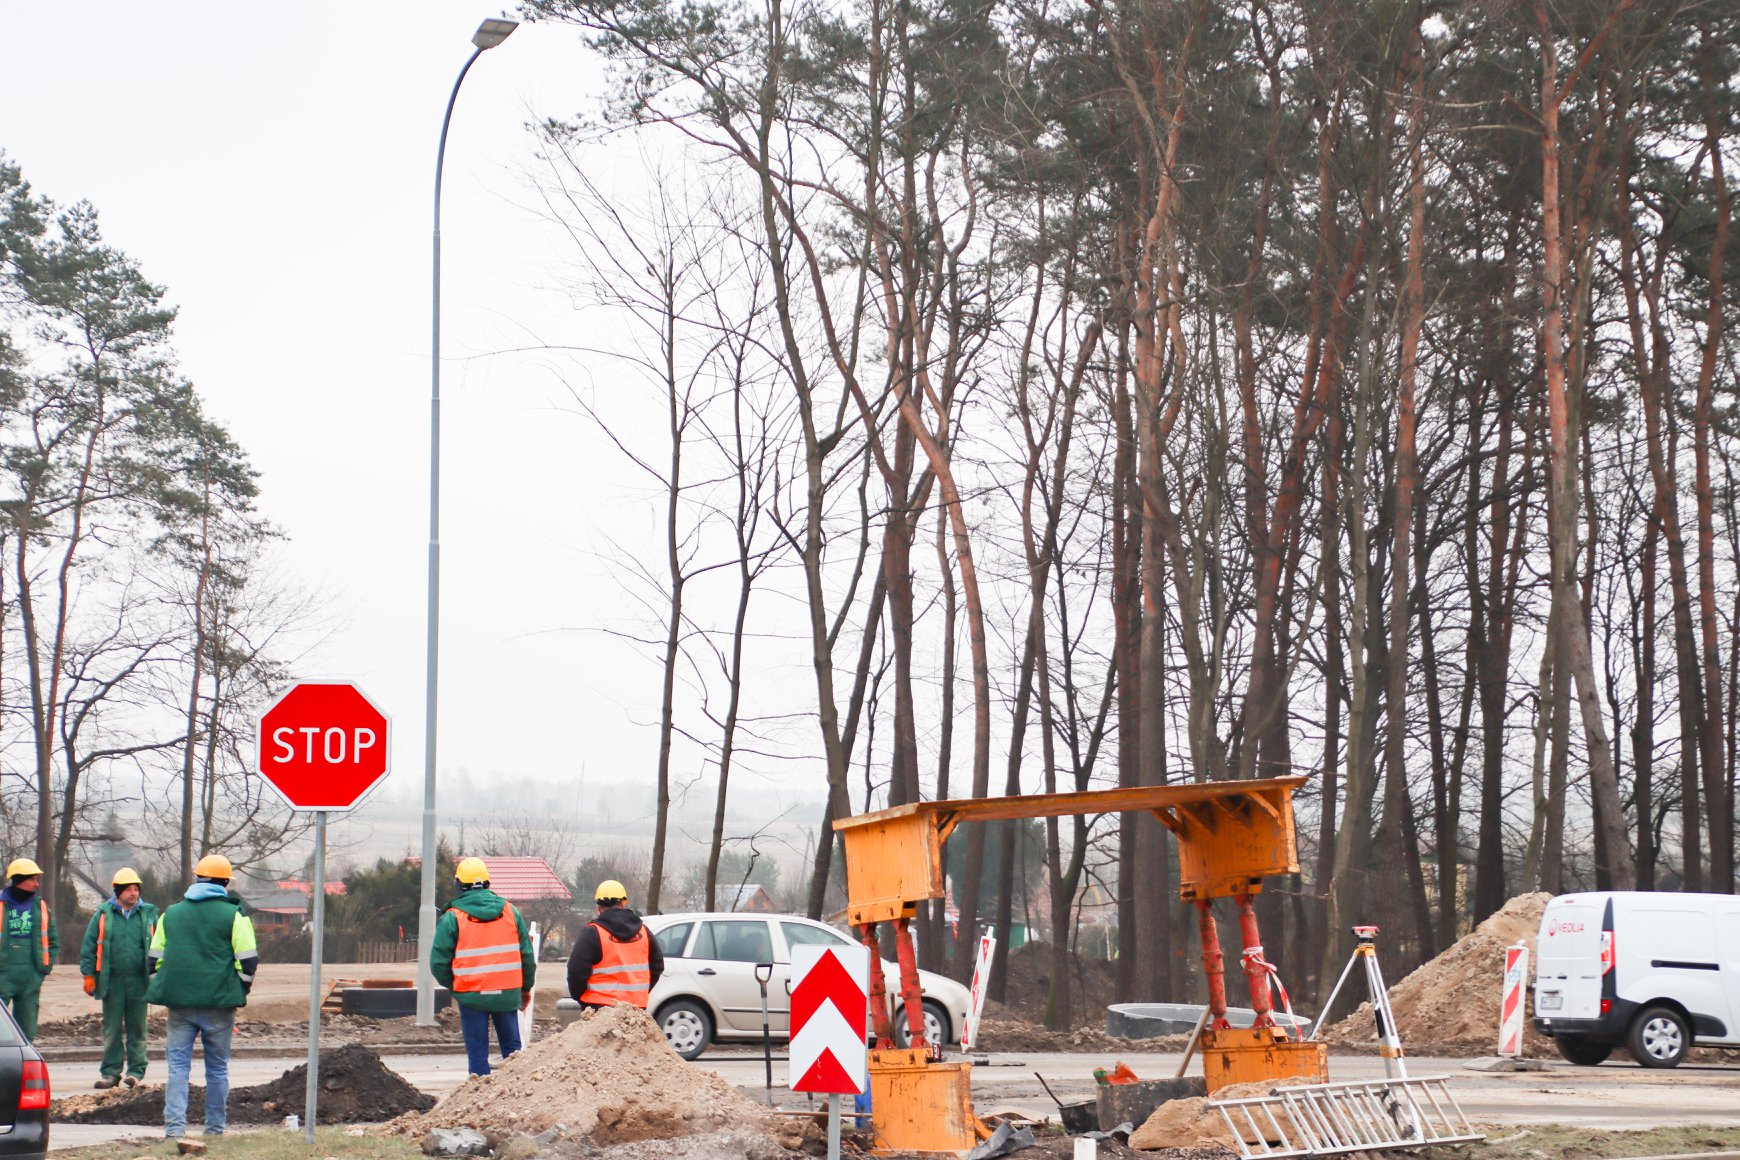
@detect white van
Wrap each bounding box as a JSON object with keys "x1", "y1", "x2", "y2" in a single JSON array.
[{"x1": 1532, "y1": 891, "x2": 1740, "y2": 1067}]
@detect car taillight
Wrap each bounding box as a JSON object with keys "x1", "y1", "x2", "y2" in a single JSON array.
[
  {"x1": 18, "y1": 1058, "x2": 47, "y2": 1110},
  {"x1": 1599, "y1": 931, "x2": 1615, "y2": 975}
]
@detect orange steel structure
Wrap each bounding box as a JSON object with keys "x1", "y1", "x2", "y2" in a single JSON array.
[{"x1": 835, "y1": 776, "x2": 1317, "y2": 1152}]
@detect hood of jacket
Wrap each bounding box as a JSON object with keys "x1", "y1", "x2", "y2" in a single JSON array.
[
  {"x1": 449, "y1": 889, "x2": 507, "y2": 921},
  {"x1": 594, "y1": 906, "x2": 645, "y2": 942},
  {"x1": 184, "y1": 882, "x2": 231, "y2": 903},
  {"x1": 1, "y1": 884, "x2": 36, "y2": 909}
]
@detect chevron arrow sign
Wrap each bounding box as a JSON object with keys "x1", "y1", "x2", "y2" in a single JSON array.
[{"x1": 790, "y1": 944, "x2": 870, "y2": 1095}]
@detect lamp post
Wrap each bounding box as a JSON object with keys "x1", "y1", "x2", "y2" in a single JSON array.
[{"x1": 417, "y1": 15, "x2": 518, "y2": 1026}]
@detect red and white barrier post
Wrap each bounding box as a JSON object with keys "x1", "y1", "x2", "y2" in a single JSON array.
[
  {"x1": 960, "y1": 932, "x2": 996, "y2": 1053},
  {"x1": 1497, "y1": 943, "x2": 1529, "y2": 1058}
]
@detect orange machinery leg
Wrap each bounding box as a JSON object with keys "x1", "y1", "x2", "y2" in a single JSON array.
[
  {"x1": 1236, "y1": 892, "x2": 1276, "y2": 1028},
  {"x1": 894, "y1": 917, "x2": 927, "y2": 1050},
  {"x1": 858, "y1": 921, "x2": 895, "y2": 1048},
  {"x1": 1196, "y1": 900, "x2": 1231, "y2": 1030}
]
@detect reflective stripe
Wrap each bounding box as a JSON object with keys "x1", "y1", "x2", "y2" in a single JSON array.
[
  {"x1": 586, "y1": 981, "x2": 650, "y2": 991},
  {"x1": 36, "y1": 900, "x2": 48, "y2": 970},
  {"x1": 95, "y1": 911, "x2": 106, "y2": 975},
  {"x1": 590, "y1": 962, "x2": 646, "y2": 975},
  {"x1": 453, "y1": 943, "x2": 522, "y2": 958},
  {"x1": 453, "y1": 962, "x2": 521, "y2": 976}
]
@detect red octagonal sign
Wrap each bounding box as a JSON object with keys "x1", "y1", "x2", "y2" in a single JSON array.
[{"x1": 255, "y1": 682, "x2": 391, "y2": 811}]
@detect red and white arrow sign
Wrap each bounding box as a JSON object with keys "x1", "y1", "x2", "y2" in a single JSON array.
[{"x1": 790, "y1": 944, "x2": 869, "y2": 1095}]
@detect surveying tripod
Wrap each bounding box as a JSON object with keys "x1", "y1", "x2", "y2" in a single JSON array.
[{"x1": 1311, "y1": 925, "x2": 1409, "y2": 1081}]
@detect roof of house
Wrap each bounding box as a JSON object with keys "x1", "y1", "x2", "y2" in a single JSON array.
[
  {"x1": 275, "y1": 878, "x2": 347, "y2": 896},
  {"x1": 480, "y1": 857, "x2": 573, "y2": 902},
  {"x1": 721, "y1": 883, "x2": 773, "y2": 911}
]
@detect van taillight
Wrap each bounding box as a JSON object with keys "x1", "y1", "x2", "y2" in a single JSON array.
[
  {"x1": 18, "y1": 1058, "x2": 47, "y2": 1110},
  {"x1": 1600, "y1": 998, "x2": 1612, "y2": 1015},
  {"x1": 1599, "y1": 931, "x2": 1615, "y2": 975}
]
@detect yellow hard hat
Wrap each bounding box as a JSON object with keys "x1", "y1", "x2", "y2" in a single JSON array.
[
  {"x1": 5, "y1": 858, "x2": 42, "y2": 880},
  {"x1": 454, "y1": 857, "x2": 490, "y2": 886},
  {"x1": 111, "y1": 867, "x2": 143, "y2": 888},
  {"x1": 595, "y1": 879, "x2": 627, "y2": 903},
  {"x1": 194, "y1": 853, "x2": 233, "y2": 880}
]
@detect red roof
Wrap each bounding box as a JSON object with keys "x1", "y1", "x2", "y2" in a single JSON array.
[
  {"x1": 276, "y1": 878, "x2": 347, "y2": 895},
  {"x1": 479, "y1": 857, "x2": 573, "y2": 902}
]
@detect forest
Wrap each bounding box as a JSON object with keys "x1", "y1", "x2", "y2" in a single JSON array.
[{"x1": 519, "y1": 0, "x2": 1740, "y2": 1028}]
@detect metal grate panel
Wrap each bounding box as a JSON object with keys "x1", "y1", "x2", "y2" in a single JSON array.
[{"x1": 1210, "y1": 1075, "x2": 1484, "y2": 1159}]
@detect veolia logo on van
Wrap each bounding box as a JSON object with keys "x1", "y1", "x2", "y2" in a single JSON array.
[{"x1": 1547, "y1": 918, "x2": 1585, "y2": 937}]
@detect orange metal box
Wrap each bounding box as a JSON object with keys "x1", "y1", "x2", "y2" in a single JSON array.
[
  {"x1": 867, "y1": 1048, "x2": 982, "y2": 1153},
  {"x1": 1199, "y1": 1028, "x2": 1328, "y2": 1093}
]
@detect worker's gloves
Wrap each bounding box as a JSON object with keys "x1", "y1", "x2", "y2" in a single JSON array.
[
  {"x1": 82, "y1": 975, "x2": 96, "y2": 996},
  {"x1": 521, "y1": 992, "x2": 533, "y2": 1011},
  {"x1": 240, "y1": 978, "x2": 253, "y2": 996}
]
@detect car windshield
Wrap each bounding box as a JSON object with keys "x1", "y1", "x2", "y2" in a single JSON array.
[
  {"x1": 693, "y1": 919, "x2": 773, "y2": 963},
  {"x1": 780, "y1": 921, "x2": 853, "y2": 960},
  {"x1": 654, "y1": 921, "x2": 693, "y2": 959}
]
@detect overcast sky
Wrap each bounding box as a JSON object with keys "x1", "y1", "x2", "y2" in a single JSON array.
[{"x1": 0, "y1": 4, "x2": 731, "y2": 846}]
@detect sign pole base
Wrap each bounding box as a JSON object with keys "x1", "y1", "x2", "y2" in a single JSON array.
[
  {"x1": 827, "y1": 1093, "x2": 841, "y2": 1160},
  {"x1": 305, "y1": 811, "x2": 327, "y2": 1145}
]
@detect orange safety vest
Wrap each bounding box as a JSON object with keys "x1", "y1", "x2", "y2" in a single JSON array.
[
  {"x1": 579, "y1": 923, "x2": 652, "y2": 1008},
  {"x1": 447, "y1": 902, "x2": 524, "y2": 993}
]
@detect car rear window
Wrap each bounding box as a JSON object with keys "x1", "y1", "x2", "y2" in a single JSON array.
[
  {"x1": 781, "y1": 921, "x2": 853, "y2": 957},
  {"x1": 694, "y1": 920, "x2": 773, "y2": 963},
  {"x1": 655, "y1": 922, "x2": 693, "y2": 959}
]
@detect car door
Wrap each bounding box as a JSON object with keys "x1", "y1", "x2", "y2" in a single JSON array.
[
  {"x1": 689, "y1": 918, "x2": 779, "y2": 1033},
  {"x1": 646, "y1": 919, "x2": 697, "y2": 1013}
]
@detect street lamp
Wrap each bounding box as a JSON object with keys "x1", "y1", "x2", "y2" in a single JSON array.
[{"x1": 417, "y1": 15, "x2": 518, "y2": 1026}]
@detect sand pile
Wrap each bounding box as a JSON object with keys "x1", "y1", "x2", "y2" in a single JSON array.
[
  {"x1": 1129, "y1": 1080, "x2": 1285, "y2": 1151},
  {"x1": 53, "y1": 1044, "x2": 432, "y2": 1125},
  {"x1": 1320, "y1": 892, "x2": 1551, "y2": 1054},
  {"x1": 392, "y1": 1004, "x2": 765, "y2": 1143},
  {"x1": 971, "y1": 1018, "x2": 1139, "y2": 1053}
]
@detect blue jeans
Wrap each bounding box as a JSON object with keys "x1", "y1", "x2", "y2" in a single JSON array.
[
  {"x1": 164, "y1": 1007, "x2": 234, "y2": 1138},
  {"x1": 459, "y1": 1004, "x2": 521, "y2": 1075}
]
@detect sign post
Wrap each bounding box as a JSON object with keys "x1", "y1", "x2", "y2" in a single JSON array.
[
  {"x1": 1497, "y1": 944, "x2": 1529, "y2": 1059},
  {"x1": 790, "y1": 944, "x2": 870, "y2": 1160},
  {"x1": 960, "y1": 931, "x2": 996, "y2": 1053},
  {"x1": 256, "y1": 681, "x2": 392, "y2": 1147}
]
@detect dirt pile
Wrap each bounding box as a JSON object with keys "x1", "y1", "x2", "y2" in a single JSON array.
[
  {"x1": 1129, "y1": 1080, "x2": 1293, "y2": 1151},
  {"x1": 392, "y1": 1003, "x2": 766, "y2": 1143},
  {"x1": 1320, "y1": 892, "x2": 1552, "y2": 1054},
  {"x1": 991, "y1": 943, "x2": 1119, "y2": 1027},
  {"x1": 52, "y1": 1043, "x2": 432, "y2": 1125}
]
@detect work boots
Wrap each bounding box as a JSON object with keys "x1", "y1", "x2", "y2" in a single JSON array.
[{"x1": 94, "y1": 1076, "x2": 119, "y2": 1089}]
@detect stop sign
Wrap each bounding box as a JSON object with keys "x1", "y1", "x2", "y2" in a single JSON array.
[{"x1": 255, "y1": 682, "x2": 391, "y2": 811}]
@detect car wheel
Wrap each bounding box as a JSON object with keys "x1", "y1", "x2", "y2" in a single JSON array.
[
  {"x1": 1627, "y1": 1006, "x2": 1689, "y2": 1068},
  {"x1": 657, "y1": 999, "x2": 714, "y2": 1061},
  {"x1": 1553, "y1": 1035, "x2": 1612, "y2": 1066},
  {"x1": 894, "y1": 1000, "x2": 950, "y2": 1049}
]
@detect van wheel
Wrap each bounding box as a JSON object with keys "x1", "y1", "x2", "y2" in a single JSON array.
[
  {"x1": 1627, "y1": 1006, "x2": 1689, "y2": 1068},
  {"x1": 1553, "y1": 1035, "x2": 1611, "y2": 1066},
  {"x1": 657, "y1": 999, "x2": 714, "y2": 1061}
]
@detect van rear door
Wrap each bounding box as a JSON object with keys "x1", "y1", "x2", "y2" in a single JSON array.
[
  {"x1": 1715, "y1": 901, "x2": 1740, "y2": 1044},
  {"x1": 1534, "y1": 895, "x2": 1604, "y2": 1021}
]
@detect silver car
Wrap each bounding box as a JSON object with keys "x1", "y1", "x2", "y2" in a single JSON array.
[{"x1": 644, "y1": 912, "x2": 972, "y2": 1060}]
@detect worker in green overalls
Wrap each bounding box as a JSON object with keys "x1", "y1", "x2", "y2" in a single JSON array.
[
  {"x1": 0, "y1": 857, "x2": 58, "y2": 1040},
  {"x1": 81, "y1": 867, "x2": 158, "y2": 1087}
]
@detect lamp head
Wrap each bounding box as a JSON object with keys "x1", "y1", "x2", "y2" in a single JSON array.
[{"x1": 473, "y1": 18, "x2": 518, "y2": 49}]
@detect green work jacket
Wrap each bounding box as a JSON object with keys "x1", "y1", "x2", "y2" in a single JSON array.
[
  {"x1": 80, "y1": 899, "x2": 159, "y2": 1000},
  {"x1": 0, "y1": 890, "x2": 57, "y2": 994},
  {"x1": 146, "y1": 886, "x2": 257, "y2": 1010}
]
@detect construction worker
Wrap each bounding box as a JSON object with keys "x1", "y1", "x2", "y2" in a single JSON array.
[
  {"x1": 0, "y1": 858, "x2": 57, "y2": 1040},
  {"x1": 431, "y1": 857, "x2": 535, "y2": 1077},
  {"x1": 147, "y1": 853, "x2": 258, "y2": 1140},
  {"x1": 567, "y1": 879, "x2": 662, "y2": 1010},
  {"x1": 80, "y1": 867, "x2": 158, "y2": 1088}
]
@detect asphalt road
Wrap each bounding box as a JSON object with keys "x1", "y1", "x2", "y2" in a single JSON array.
[{"x1": 44, "y1": 1047, "x2": 1740, "y2": 1152}]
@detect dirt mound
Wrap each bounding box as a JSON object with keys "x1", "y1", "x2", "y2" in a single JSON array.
[
  {"x1": 1129, "y1": 1080, "x2": 1294, "y2": 1150},
  {"x1": 972, "y1": 1017, "x2": 1149, "y2": 1053},
  {"x1": 52, "y1": 1043, "x2": 431, "y2": 1125},
  {"x1": 992, "y1": 943, "x2": 1119, "y2": 1027},
  {"x1": 1320, "y1": 892, "x2": 1551, "y2": 1054},
  {"x1": 392, "y1": 1003, "x2": 765, "y2": 1142}
]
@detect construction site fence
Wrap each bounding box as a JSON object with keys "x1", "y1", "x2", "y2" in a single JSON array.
[{"x1": 256, "y1": 930, "x2": 417, "y2": 964}]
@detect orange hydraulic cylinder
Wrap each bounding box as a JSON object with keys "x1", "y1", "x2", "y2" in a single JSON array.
[
  {"x1": 858, "y1": 922, "x2": 895, "y2": 1047},
  {"x1": 1196, "y1": 900, "x2": 1230, "y2": 1029},
  {"x1": 894, "y1": 917, "x2": 927, "y2": 1049},
  {"x1": 1236, "y1": 893, "x2": 1276, "y2": 1027}
]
